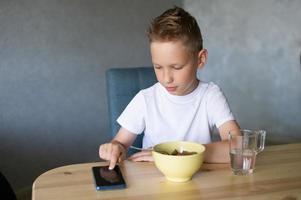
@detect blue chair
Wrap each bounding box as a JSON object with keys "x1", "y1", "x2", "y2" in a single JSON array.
[{"x1": 106, "y1": 67, "x2": 157, "y2": 155}]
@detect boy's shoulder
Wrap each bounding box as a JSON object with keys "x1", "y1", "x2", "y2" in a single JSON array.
[
  {"x1": 203, "y1": 82, "x2": 227, "y2": 101},
  {"x1": 205, "y1": 81, "x2": 222, "y2": 91},
  {"x1": 204, "y1": 81, "x2": 223, "y2": 92}
]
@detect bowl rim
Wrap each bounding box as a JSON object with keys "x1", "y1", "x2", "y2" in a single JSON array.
[{"x1": 152, "y1": 141, "x2": 206, "y2": 157}]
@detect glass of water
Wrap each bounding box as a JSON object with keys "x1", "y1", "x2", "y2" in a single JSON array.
[{"x1": 229, "y1": 129, "x2": 266, "y2": 175}]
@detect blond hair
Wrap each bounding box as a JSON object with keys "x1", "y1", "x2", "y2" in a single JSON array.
[{"x1": 147, "y1": 6, "x2": 203, "y2": 53}]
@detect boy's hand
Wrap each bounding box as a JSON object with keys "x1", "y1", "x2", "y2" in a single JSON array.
[
  {"x1": 128, "y1": 150, "x2": 154, "y2": 162},
  {"x1": 99, "y1": 140, "x2": 127, "y2": 170}
]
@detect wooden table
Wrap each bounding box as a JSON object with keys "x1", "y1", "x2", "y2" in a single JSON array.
[{"x1": 32, "y1": 143, "x2": 301, "y2": 200}]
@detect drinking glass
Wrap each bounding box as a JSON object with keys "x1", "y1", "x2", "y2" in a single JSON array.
[{"x1": 229, "y1": 129, "x2": 266, "y2": 175}]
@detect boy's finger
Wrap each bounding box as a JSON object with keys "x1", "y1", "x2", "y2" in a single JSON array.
[
  {"x1": 128, "y1": 154, "x2": 154, "y2": 162},
  {"x1": 109, "y1": 145, "x2": 121, "y2": 170},
  {"x1": 118, "y1": 156, "x2": 122, "y2": 163},
  {"x1": 103, "y1": 144, "x2": 110, "y2": 161},
  {"x1": 99, "y1": 144, "x2": 109, "y2": 160},
  {"x1": 109, "y1": 156, "x2": 117, "y2": 170},
  {"x1": 128, "y1": 150, "x2": 153, "y2": 161}
]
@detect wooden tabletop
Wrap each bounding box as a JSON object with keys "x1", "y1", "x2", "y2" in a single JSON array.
[{"x1": 32, "y1": 143, "x2": 301, "y2": 200}]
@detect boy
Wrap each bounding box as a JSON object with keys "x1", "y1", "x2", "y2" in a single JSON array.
[{"x1": 99, "y1": 6, "x2": 240, "y2": 170}]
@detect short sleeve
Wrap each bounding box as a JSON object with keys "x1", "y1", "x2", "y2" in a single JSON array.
[
  {"x1": 206, "y1": 84, "x2": 235, "y2": 128},
  {"x1": 117, "y1": 91, "x2": 146, "y2": 134}
]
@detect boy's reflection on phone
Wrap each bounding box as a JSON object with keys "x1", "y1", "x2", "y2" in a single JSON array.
[{"x1": 99, "y1": 167, "x2": 120, "y2": 183}]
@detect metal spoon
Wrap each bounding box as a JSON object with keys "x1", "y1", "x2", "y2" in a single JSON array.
[{"x1": 129, "y1": 146, "x2": 153, "y2": 151}]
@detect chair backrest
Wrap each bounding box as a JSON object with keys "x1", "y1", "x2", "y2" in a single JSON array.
[
  {"x1": 106, "y1": 67, "x2": 157, "y2": 155},
  {"x1": 0, "y1": 172, "x2": 17, "y2": 200}
]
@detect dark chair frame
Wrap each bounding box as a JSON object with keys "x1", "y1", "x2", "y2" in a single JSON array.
[{"x1": 0, "y1": 172, "x2": 17, "y2": 200}]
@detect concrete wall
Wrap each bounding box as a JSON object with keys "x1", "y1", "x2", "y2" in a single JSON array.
[
  {"x1": 1, "y1": 0, "x2": 300, "y2": 192},
  {"x1": 184, "y1": 0, "x2": 301, "y2": 144},
  {"x1": 0, "y1": 0, "x2": 181, "y2": 191}
]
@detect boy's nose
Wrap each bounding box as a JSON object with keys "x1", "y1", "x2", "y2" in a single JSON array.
[{"x1": 163, "y1": 70, "x2": 173, "y2": 84}]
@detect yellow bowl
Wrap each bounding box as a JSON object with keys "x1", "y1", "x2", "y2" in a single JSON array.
[{"x1": 152, "y1": 141, "x2": 206, "y2": 182}]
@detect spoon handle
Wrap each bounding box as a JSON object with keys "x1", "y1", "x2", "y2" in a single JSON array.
[{"x1": 129, "y1": 146, "x2": 152, "y2": 151}]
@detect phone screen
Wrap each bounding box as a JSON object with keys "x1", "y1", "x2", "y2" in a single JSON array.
[{"x1": 92, "y1": 165, "x2": 126, "y2": 190}]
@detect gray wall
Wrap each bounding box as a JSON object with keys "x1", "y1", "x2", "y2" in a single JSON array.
[
  {"x1": 0, "y1": 0, "x2": 181, "y2": 191},
  {"x1": 184, "y1": 0, "x2": 301, "y2": 144},
  {"x1": 1, "y1": 0, "x2": 300, "y2": 192}
]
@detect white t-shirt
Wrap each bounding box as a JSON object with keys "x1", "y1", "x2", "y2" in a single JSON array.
[{"x1": 117, "y1": 81, "x2": 235, "y2": 148}]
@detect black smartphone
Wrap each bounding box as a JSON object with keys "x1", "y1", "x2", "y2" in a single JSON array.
[{"x1": 92, "y1": 165, "x2": 126, "y2": 190}]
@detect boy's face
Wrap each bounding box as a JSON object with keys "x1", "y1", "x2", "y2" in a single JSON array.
[{"x1": 150, "y1": 40, "x2": 207, "y2": 96}]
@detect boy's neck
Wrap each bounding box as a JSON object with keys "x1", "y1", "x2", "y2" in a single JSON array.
[
  {"x1": 176, "y1": 79, "x2": 200, "y2": 96},
  {"x1": 187, "y1": 79, "x2": 200, "y2": 95}
]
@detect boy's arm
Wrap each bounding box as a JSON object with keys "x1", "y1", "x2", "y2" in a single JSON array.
[
  {"x1": 99, "y1": 127, "x2": 137, "y2": 169},
  {"x1": 112, "y1": 127, "x2": 137, "y2": 149},
  {"x1": 203, "y1": 120, "x2": 240, "y2": 163}
]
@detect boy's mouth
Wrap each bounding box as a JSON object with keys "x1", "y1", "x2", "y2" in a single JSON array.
[{"x1": 165, "y1": 86, "x2": 177, "y2": 92}]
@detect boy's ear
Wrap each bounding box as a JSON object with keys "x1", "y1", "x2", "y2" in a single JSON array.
[{"x1": 197, "y1": 49, "x2": 208, "y2": 69}]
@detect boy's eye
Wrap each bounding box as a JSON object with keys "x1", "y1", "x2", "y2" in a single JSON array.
[
  {"x1": 154, "y1": 65, "x2": 162, "y2": 69},
  {"x1": 173, "y1": 66, "x2": 183, "y2": 70}
]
